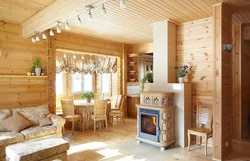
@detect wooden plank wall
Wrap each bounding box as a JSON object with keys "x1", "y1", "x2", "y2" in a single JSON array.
[
  {"x1": 176, "y1": 17, "x2": 213, "y2": 129},
  {"x1": 51, "y1": 32, "x2": 123, "y2": 111},
  {"x1": 0, "y1": 20, "x2": 47, "y2": 109},
  {"x1": 241, "y1": 24, "x2": 250, "y2": 140},
  {"x1": 213, "y1": 3, "x2": 233, "y2": 160}
]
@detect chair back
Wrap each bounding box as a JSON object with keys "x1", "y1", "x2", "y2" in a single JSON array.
[
  {"x1": 119, "y1": 96, "x2": 126, "y2": 113},
  {"x1": 94, "y1": 100, "x2": 108, "y2": 116},
  {"x1": 61, "y1": 98, "x2": 75, "y2": 117},
  {"x1": 115, "y1": 95, "x2": 123, "y2": 109},
  {"x1": 196, "y1": 102, "x2": 213, "y2": 130}
]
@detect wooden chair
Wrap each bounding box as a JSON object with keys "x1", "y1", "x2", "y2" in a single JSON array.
[
  {"x1": 109, "y1": 95, "x2": 126, "y2": 125},
  {"x1": 91, "y1": 100, "x2": 108, "y2": 133},
  {"x1": 187, "y1": 102, "x2": 213, "y2": 156},
  {"x1": 61, "y1": 98, "x2": 82, "y2": 136}
]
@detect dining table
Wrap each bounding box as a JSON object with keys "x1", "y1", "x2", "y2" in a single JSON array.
[{"x1": 73, "y1": 99, "x2": 110, "y2": 131}]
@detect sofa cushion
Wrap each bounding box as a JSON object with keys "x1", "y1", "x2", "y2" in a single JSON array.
[
  {"x1": 39, "y1": 117, "x2": 53, "y2": 127},
  {"x1": 0, "y1": 132, "x2": 25, "y2": 145},
  {"x1": 0, "y1": 112, "x2": 33, "y2": 132},
  {"x1": 20, "y1": 126, "x2": 57, "y2": 140},
  {"x1": 12, "y1": 104, "x2": 50, "y2": 126},
  {"x1": 0, "y1": 109, "x2": 11, "y2": 132}
]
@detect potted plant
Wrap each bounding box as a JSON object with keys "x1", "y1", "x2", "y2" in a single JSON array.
[
  {"x1": 140, "y1": 71, "x2": 153, "y2": 93},
  {"x1": 33, "y1": 57, "x2": 41, "y2": 76},
  {"x1": 174, "y1": 65, "x2": 191, "y2": 83},
  {"x1": 80, "y1": 92, "x2": 96, "y2": 103}
]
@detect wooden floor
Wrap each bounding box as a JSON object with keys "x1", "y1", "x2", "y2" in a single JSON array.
[{"x1": 64, "y1": 118, "x2": 250, "y2": 161}]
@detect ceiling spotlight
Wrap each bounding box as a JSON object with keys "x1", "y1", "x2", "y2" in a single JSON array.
[
  {"x1": 73, "y1": 54, "x2": 76, "y2": 59},
  {"x1": 49, "y1": 29, "x2": 54, "y2": 36},
  {"x1": 31, "y1": 37, "x2": 36, "y2": 43},
  {"x1": 35, "y1": 34, "x2": 40, "y2": 41},
  {"x1": 63, "y1": 53, "x2": 67, "y2": 58},
  {"x1": 77, "y1": 15, "x2": 82, "y2": 25},
  {"x1": 42, "y1": 32, "x2": 47, "y2": 39},
  {"x1": 88, "y1": 10, "x2": 92, "y2": 19},
  {"x1": 101, "y1": 4, "x2": 107, "y2": 16},
  {"x1": 65, "y1": 20, "x2": 70, "y2": 30},
  {"x1": 56, "y1": 25, "x2": 61, "y2": 33},
  {"x1": 120, "y1": 0, "x2": 126, "y2": 8},
  {"x1": 81, "y1": 55, "x2": 84, "y2": 60}
]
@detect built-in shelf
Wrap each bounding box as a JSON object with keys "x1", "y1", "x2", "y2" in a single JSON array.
[{"x1": 0, "y1": 75, "x2": 47, "y2": 78}]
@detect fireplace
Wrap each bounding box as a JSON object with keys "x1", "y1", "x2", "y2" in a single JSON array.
[
  {"x1": 139, "y1": 108, "x2": 159, "y2": 142},
  {"x1": 136, "y1": 92, "x2": 175, "y2": 150}
]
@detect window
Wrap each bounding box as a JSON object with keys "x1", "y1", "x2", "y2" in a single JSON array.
[
  {"x1": 101, "y1": 74, "x2": 111, "y2": 94},
  {"x1": 56, "y1": 73, "x2": 64, "y2": 94},
  {"x1": 71, "y1": 73, "x2": 93, "y2": 93}
]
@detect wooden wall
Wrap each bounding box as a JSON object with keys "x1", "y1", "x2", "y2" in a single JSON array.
[
  {"x1": 213, "y1": 3, "x2": 233, "y2": 160},
  {"x1": 0, "y1": 20, "x2": 47, "y2": 109},
  {"x1": 176, "y1": 17, "x2": 213, "y2": 128},
  {"x1": 241, "y1": 24, "x2": 250, "y2": 140}
]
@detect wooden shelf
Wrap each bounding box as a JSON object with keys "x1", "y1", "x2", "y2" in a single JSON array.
[
  {"x1": 0, "y1": 75, "x2": 48, "y2": 78},
  {"x1": 128, "y1": 64, "x2": 138, "y2": 66}
]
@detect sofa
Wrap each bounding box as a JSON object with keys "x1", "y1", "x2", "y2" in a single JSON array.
[{"x1": 0, "y1": 104, "x2": 65, "y2": 160}]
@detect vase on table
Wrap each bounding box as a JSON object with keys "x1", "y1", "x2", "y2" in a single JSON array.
[{"x1": 178, "y1": 77, "x2": 184, "y2": 83}]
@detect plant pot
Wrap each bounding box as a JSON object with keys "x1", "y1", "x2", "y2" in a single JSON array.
[
  {"x1": 178, "y1": 77, "x2": 184, "y2": 83},
  {"x1": 35, "y1": 68, "x2": 41, "y2": 76},
  {"x1": 147, "y1": 77, "x2": 153, "y2": 83},
  {"x1": 184, "y1": 75, "x2": 189, "y2": 82},
  {"x1": 86, "y1": 98, "x2": 91, "y2": 103}
]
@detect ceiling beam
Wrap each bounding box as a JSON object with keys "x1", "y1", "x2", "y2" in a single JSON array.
[{"x1": 21, "y1": 0, "x2": 104, "y2": 38}]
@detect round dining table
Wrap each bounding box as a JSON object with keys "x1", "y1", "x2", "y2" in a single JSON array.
[{"x1": 73, "y1": 99, "x2": 110, "y2": 131}]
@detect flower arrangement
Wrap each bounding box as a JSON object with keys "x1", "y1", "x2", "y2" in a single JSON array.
[{"x1": 174, "y1": 65, "x2": 192, "y2": 83}]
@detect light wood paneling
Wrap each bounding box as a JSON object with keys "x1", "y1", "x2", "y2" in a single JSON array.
[
  {"x1": 19, "y1": 0, "x2": 250, "y2": 43},
  {"x1": 213, "y1": 3, "x2": 233, "y2": 160},
  {"x1": 0, "y1": 21, "x2": 47, "y2": 109},
  {"x1": 177, "y1": 17, "x2": 213, "y2": 129}
]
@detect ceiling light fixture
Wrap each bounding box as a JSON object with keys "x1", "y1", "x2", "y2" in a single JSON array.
[
  {"x1": 50, "y1": 29, "x2": 54, "y2": 36},
  {"x1": 65, "y1": 20, "x2": 70, "y2": 30},
  {"x1": 120, "y1": 0, "x2": 126, "y2": 8},
  {"x1": 77, "y1": 15, "x2": 82, "y2": 25},
  {"x1": 101, "y1": 4, "x2": 107, "y2": 16},
  {"x1": 63, "y1": 53, "x2": 67, "y2": 58},
  {"x1": 56, "y1": 25, "x2": 61, "y2": 33},
  {"x1": 35, "y1": 33, "x2": 40, "y2": 41},
  {"x1": 81, "y1": 55, "x2": 84, "y2": 59},
  {"x1": 31, "y1": 37, "x2": 36, "y2": 43},
  {"x1": 42, "y1": 32, "x2": 47, "y2": 39},
  {"x1": 88, "y1": 10, "x2": 92, "y2": 19}
]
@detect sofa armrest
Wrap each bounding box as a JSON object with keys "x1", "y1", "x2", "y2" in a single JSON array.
[{"x1": 47, "y1": 113, "x2": 65, "y2": 137}]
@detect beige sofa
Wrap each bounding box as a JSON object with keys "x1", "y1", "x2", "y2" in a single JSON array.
[{"x1": 0, "y1": 104, "x2": 65, "y2": 160}]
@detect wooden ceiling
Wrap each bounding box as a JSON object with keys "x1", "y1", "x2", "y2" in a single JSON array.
[
  {"x1": 1, "y1": 0, "x2": 250, "y2": 44},
  {"x1": 0, "y1": 0, "x2": 56, "y2": 23}
]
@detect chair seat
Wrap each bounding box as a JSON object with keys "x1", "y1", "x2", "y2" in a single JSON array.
[
  {"x1": 188, "y1": 128, "x2": 212, "y2": 135},
  {"x1": 65, "y1": 115, "x2": 81, "y2": 122},
  {"x1": 91, "y1": 115, "x2": 106, "y2": 120},
  {"x1": 109, "y1": 110, "x2": 123, "y2": 115}
]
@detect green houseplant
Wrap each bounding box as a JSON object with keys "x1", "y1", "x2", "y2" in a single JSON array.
[
  {"x1": 33, "y1": 57, "x2": 42, "y2": 76},
  {"x1": 140, "y1": 71, "x2": 153, "y2": 93},
  {"x1": 80, "y1": 92, "x2": 96, "y2": 103},
  {"x1": 174, "y1": 65, "x2": 191, "y2": 83}
]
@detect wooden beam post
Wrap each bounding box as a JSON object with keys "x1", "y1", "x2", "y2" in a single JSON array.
[{"x1": 21, "y1": 0, "x2": 103, "y2": 38}]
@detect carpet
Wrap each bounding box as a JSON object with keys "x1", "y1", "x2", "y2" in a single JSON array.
[{"x1": 112, "y1": 138, "x2": 182, "y2": 161}]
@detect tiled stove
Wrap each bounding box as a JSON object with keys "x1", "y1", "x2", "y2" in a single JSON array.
[{"x1": 136, "y1": 92, "x2": 175, "y2": 150}]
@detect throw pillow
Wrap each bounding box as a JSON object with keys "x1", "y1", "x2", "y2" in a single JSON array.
[
  {"x1": 39, "y1": 117, "x2": 53, "y2": 127},
  {"x1": 0, "y1": 109, "x2": 11, "y2": 132},
  {"x1": 12, "y1": 104, "x2": 50, "y2": 126},
  {"x1": 0, "y1": 112, "x2": 33, "y2": 132}
]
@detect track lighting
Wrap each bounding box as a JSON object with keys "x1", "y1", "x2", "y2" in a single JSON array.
[
  {"x1": 77, "y1": 15, "x2": 82, "y2": 25},
  {"x1": 120, "y1": 0, "x2": 126, "y2": 8},
  {"x1": 101, "y1": 4, "x2": 107, "y2": 16},
  {"x1": 56, "y1": 24, "x2": 61, "y2": 33},
  {"x1": 31, "y1": 37, "x2": 36, "y2": 43},
  {"x1": 42, "y1": 32, "x2": 47, "y2": 39},
  {"x1": 35, "y1": 34, "x2": 40, "y2": 41},
  {"x1": 63, "y1": 53, "x2": 67, "y2": 58},
  {"x1": 81, "y1": 55, "x2": 84, "y2": 60},
  {"x1": 50, "y1": 29, "x2": 54, "y2": 36},
  {"x1": 65, "y1": 20, "x2": 70, "y2": 30},
  {"x1": 73, "y1": 54, "x2": 76, "y2": 59},
  {"x1": 88, "y1": 10, "x2": 92, "y2": 19}
]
